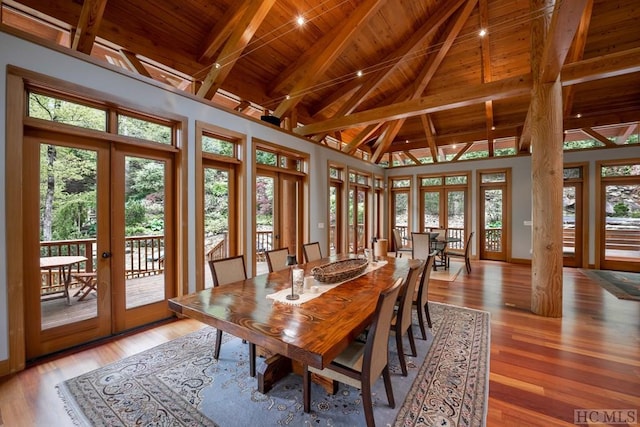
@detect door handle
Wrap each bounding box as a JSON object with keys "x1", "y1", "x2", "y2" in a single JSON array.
[{"x1": 101, "y1": 251, "x2": 112, "y2": 259}]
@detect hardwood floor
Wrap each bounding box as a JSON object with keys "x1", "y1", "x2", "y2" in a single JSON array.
[{"x1": 0, "y1": 260, "x2": 638, "y2": 426}]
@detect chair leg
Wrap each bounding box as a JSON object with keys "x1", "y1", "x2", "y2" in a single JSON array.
[
  {"x1": 303, "y1": 366, "x2": 311, "y2": 413},
  {"x1": 381, "y1": 365, "x2": 395, "y2": 408},
  {"x1": 424, "y1": 302, "x2": 432, "y2": 329},
  {"x1": 407, "y1": 327, "x2": 417, "y2": 357},
  {"x1": 416, "y1": 305, "x2": 427, "y2": 340},
  {"x1": 249, "y1": 343, "x2": 256, "y2": 377},
  {"x1": 361, "y1": 381, "x2": 376, "y2": 427},
  {"x1": 396, "y1": 333, "x2": 407, "y2": 376},
  {"x1": 466, "y1": 257, "x2": 471, "y2": 273},
  {"x1": 214, "y1": 329, "x2": 222, "y2": 359}
]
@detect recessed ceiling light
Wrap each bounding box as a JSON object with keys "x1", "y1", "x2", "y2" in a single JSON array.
[
  {"x1": 296, "y1": 16, "x2": 305, "y2": 26},
  {"x1": 285, "y1": 94, "x2": 291, "y2": 100},
  {"x1": 479, "y1": 28, "x2": 487, "y2": 37},
  {"x1": 491, "y1": 126, "x2": 496, "y2": 131},
  {"x1": 356, "y1": 70, "x2": 363, "y2": 77},
  {"x1": 214, "y1": 63, "x2": 221, "y2": 69},
  {"x1": 576, "y1": 113, "x2": 582, "y2": 118}
]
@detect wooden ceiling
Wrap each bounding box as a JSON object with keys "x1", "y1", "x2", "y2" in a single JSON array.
[{"x1": 3, "y1": 0, "x2": 639, "y2": 165}]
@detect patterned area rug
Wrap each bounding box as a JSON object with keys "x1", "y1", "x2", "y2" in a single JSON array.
[
  {"x1": 57, "y1": 302, "x2": 490, "y2": 426},
  {"x1": 580, "y1": 269, "x2": 640, "y2": 301}
]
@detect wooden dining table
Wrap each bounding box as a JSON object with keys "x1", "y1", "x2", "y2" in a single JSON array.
[{"x1": 168, "y1": 254, "x2": 413, "y2": 393}]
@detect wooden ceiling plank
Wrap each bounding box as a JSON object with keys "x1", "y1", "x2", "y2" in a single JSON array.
[
  {"x1": 295, "y1": 73, "x2": 532, "y2": 136},
  {"x1": 120, "y1": 50, "x2": 152, "y2": 78},
  {"x1": 369, "y1": 0, "x2": 478, "y2": 161},
  {"x1": 197, "y1": 0, "x2": 276, "y2": 100},
  {"x1": 71, "y1": 0, "x2": 107, "y2": 55},
  {"x1": 272, "y1": 0, "x2": 385, "y2": 118},
  {"x1": 581, "y1": 127, "x2": 616, "y2": 147},
  {"x1": 198, "y1": 2, "x2": 249, "y2": 63},
  {"x1": 311, "y1": 0, "x2": 467, "y2": 118},
  {"x1": 560, "y1": 47, "x2": 640, "y2": 86}
]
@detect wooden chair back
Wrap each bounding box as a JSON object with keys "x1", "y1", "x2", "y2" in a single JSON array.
[
  {"x1": 302, "y1": 242, "x2": 322, "y2": 263},
  {"x1": 208, "y1": 255, "x2": 247, "y2": 287},
  {"x1": 265, "y1": 248, "x2": 290, "y2": 272}
]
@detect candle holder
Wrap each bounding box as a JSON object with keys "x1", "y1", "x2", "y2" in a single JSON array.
[{"x1": 286, "y1": 254, "x2": 300, "y2": 300}]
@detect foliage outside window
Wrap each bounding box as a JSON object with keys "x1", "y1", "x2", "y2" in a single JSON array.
[
  {"x1": 256, "y1": 147, "x2": 303, "y2": 171},
  {"x1": 329, "y1": 166, "x2": 341, "y2": 180},
  {"x1": 28, "y1": 92, "x2": 106, "y2": 131},
  {"x1": 118, "y1": 114, "x2": 172, "y2": 145},
  {"x1": 459, "y1": 149, "x2": 488, "y2": 160},
  {"x1": 391, "y1": 179, "x2": 410, "y2": 188},
  {"x1": 601, "y1": 163, "x2": 640, "y2": 177},
  {"x1": 421, "y1": 177, "x2": 442, "y2": 186},
  {"x1": 481, "y1": 172, "x2": 506, "y2": 183},
  {"x1": 563, "y1": 167, "x2": 583, "y2": 180},
  {"x1": 445, "y1": 175, "x2": 467, "y2": 185},
  {"x1": 202, "y1": 134, "x2": 235, "y2": 157}
]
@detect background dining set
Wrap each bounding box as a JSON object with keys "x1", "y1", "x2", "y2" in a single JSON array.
[{"x1": 392, "y1": 228, "x2": 474, "y2": 273}]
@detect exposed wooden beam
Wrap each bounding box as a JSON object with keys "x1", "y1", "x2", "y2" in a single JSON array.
[
  {"x1": 560, "y1": 46, "x2": 640, "y2": 86},
  {"x1": 272, "y1": 0, "x2": 385, "y2": 118},
  {"x1": 420, "y1": 114, "x2": 440, "y2": 162},
  {"x1": 120, "y1": 50, "x2": 152, "y2": 78},
  {"x1": 342, "y1": 123, "x2": 383, "y2": 154},
  {"x1": 581, "y1": 127, "x2": 616, "y2": 147},
  {"x1": 198, "y1": 2, "x2": 249, "y2": 62},
  {"x1": 71, "y1": 0, "x2": 107, "y2": 55},
  {"x1": 295, "y1": 74, "x2": 531, "y2": 136},
  {"x1": 452, "y1": 143, "x2": 472, "y2": 161},
  {"x1": 403, "y1": 151, "x2": 422, "y2": 165},
  {"x1": 562, "y1": 0, "x2": 593, "y2": 117},
  {"x1": 197, "y1": 0, "x2": 275, "y2": 100},
  {"x1": 617, "y1": 123, "x2": 637, "y2": 144}
]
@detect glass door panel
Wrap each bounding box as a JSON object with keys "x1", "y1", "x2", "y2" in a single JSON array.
[
  {"x1": 447, "y1": 190, "x2": 466, "y2": 250},
  {"x1": 123, "y1": 156, "x2": 166, "y2": 309},
  {"x1": 392, "y1": 191, "x2": 409, "y2": 243},
  {"x1": 423, "y1": 190, "x2": 441, "y2": 230},
  {"x1": 601, "y1": 183, "x2": 640, "y2": 271},
  {"x1": 329, "y1": 183, "x2": 341, "y2": 255},
  {"x1": 480, "y1": 187, "x2": 506, "y2": 260},
  {"x1": 204, "y1": 167, "x2": 230, "y2": 288},
  {"x1": 563, "y1": 183, "x2": 583, "y2": 267}
]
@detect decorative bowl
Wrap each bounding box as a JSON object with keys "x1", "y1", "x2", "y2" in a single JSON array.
[{"x1": 311, "y1": 258, "x2": 368, "y2": 284}]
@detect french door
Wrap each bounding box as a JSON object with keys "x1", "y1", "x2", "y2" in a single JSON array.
[
  {"x1": 479, "y1": 170, "x2": 509, "y2": 261},
  {"x1": 24, "y1": 132, "x2": 175, "y2": 359},
  {"x1": 255, "y1": 170, "x2": 303, "y2": 273}
]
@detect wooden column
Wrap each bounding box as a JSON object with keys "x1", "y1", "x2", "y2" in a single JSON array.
[
  {"x1": 530, "y1": 79, "x2": 564, "y2": 317},
  {"x1": 530, "y1": 0, "x2": 563, "y2": 317}
]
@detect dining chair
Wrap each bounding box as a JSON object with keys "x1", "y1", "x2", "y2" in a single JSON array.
[
  {"x1": 208, "y1": 255, "x2": 257, "y2": 377},
  {"x1": 391, "y1": 259, "x2": 423, "y2": 376},
  {"x1": 303, "y1": 277, "x2": 403, "y2": 427},
  {"x1": 392, "y1": 229, "x2": 412, "y2": 258},
  {"x1": 265, "y1": 247, "x2": 290, "y2": 272},
  {"x1": 302, "y1": 242, "x2": 322, "y2": 263},
  {"x1": 413, "y1": 251, "x2": 437, "y2": 340},
  {"x1": 410, "y1": 232, "x2": 432, "y2": 260},
  {"x1": 445, "y1": 231, "x2": 474, "y2": 273}
]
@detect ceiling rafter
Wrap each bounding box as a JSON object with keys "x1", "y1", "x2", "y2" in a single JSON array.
[
  {"x1": 196, "y1": 0, "x2": 275, "y2": 100},
  {"x1": 120, "y1": 50, "x2": 152, "y2": 78},
  {"x1": 617, "y1": 123, "x2": 637, "y2": 144},
  {"x1": 479, "y1": 0, "x2": 494, "y2": 157},
  {"x1": 198, "y1": 2, "x2": 249, "y2": 63},
  {"x1": 71, "y1": 0, "x2": 107, "y2": 55},
  {"x1": 420, "y1": 114, "x2": 439, "y2": 162},
  {"x1": 371, "y1": 0, "x2": 478, "y2": 162},
  {"x1": 562, "y1": 0, "x2": 593, "y2": 118},
  {"x1": 272, "y1": 0, "x2": 385, "y2": 118},
  {"x1": 581, "y1": 127, "x2": 617, "y2": 147}
]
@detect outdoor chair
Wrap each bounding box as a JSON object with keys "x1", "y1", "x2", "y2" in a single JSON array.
[
  {"x1": 302, "y1": 242, "x2": 322, "y2": 263},
  {"x1": 265, "y1": 248, "x2": 290, "y2": 272},
  {"x1": 303, "y1": 278, "x2": 403, "y2": 427},
  {"x1": 208, "y1": 255, "x2": 257, "y2": 377}
]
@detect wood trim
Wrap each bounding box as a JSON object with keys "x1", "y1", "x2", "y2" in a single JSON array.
[{"x1": 3, "y1": 73, "x2": 26, "y2": 375}]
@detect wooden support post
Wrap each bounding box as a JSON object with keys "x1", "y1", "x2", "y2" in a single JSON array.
[
  {"x1": 529, "y1": 0, "x2": 563, "y2": 317},
  {"x1": 531, "y1": 78, "x2": 564, "y2": 317}
]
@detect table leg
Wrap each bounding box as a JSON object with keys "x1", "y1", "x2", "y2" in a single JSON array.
[{"x1": 60, "y1": 265, "x2": 72, "y2": 305}]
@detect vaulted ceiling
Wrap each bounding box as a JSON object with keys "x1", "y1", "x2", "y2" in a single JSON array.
[{"x1": 3, "y1": 0, "x2": 639, "y2": 166}]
